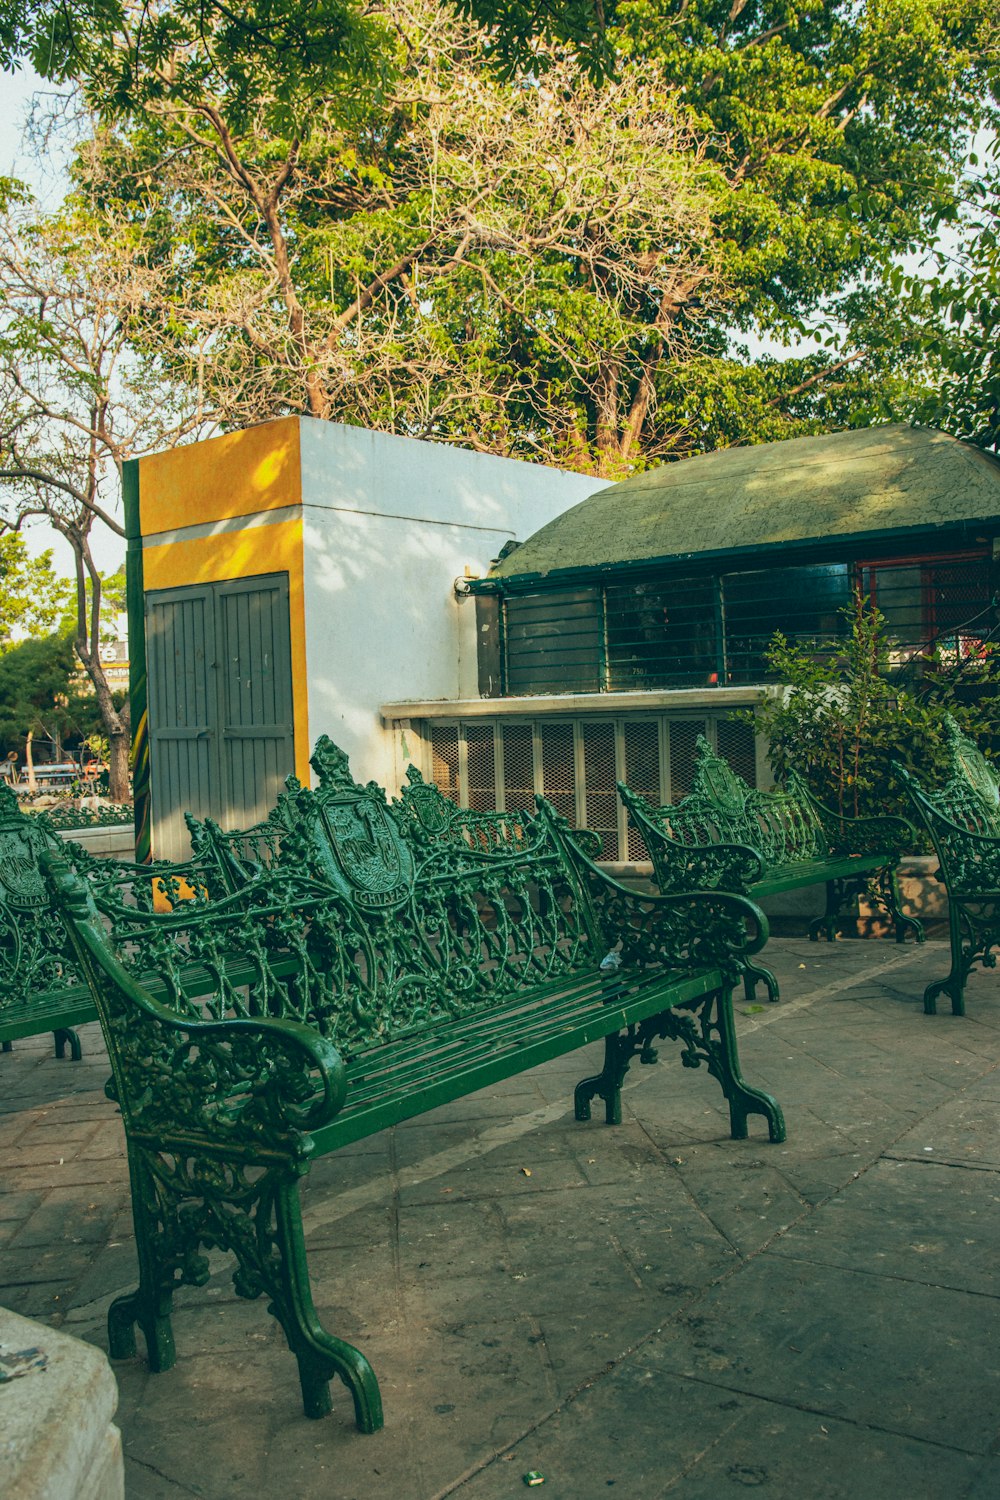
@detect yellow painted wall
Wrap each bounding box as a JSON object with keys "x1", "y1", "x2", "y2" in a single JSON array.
[
  {"x1": 139, "y1": 421, "x2": 310, "y2": 784},
  {"x1": 138, "y1": 416, "x2": 302, "y2": 535}
]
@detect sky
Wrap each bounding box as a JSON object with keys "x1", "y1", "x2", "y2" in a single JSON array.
[{"x1": 1, "y1": 66, "x2": 125, "y2": 577}]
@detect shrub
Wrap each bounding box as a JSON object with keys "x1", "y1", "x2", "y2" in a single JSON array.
[{"x1": 746, "y1": 593, "x2": 1000, "y2": 828}]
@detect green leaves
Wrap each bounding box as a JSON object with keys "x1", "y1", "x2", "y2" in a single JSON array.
[{"x1": 749, "y1": 595, "x2": 1000, "y2": 826}]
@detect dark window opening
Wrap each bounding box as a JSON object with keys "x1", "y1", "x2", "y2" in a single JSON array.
[
  {"x1": 606, "y1": 578, "x2": 718, "y2": 689},
  {"x1": 489, "y1": 553, "x2": 992, "y2": 697}
]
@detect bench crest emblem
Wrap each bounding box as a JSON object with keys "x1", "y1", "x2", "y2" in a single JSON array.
[{"x1": 309, "y1": 736, "x2": 414, "y2": 908}]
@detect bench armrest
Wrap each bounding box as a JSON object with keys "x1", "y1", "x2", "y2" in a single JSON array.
[
  {"x1": 797, "y1": 784, "x2": 915, "y2": 858},
  {"x1": 580, "y1": 858, "x2": 770, "y2": 976},
  {"x1": 43, "y1": 852, "x2": 347, "y2": 1154},
  {"x1": 648, "y1": 838, "x2": 766, "y2": 894},
  {"x1": 617, "y1": 781, "x2": 765, "y2": 890}
]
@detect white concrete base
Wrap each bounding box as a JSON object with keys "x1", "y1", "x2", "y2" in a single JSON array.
[
  {"x1": 56, "y1": 824, "x2": 135, "y2": 860},
  {"x1": 1, "y1": 1307, "x2": 123, "y2": 1500}
]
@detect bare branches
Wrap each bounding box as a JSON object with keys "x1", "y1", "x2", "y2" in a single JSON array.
[
  {"x1": 95, "y1": 1, "x2": 721, "y2": 472},
  {"x1": 0, "y1": 190, "x2": 213, "y2": 794}
]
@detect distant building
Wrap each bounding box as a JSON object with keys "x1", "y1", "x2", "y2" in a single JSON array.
[
  {"x1": 382, "y1": 425, "x2": 1000, "y2": 863},
  {"x1": 126, "y1": 417, "x2": 595, "y2": 859},
  {"x1": 129, "y1": 420, "x2": 1000, "y2": 866}
]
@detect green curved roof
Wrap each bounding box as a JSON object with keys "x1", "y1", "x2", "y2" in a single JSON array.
[{"x1": 493, "y1": 425, "x2": 1000, "y2": 582}]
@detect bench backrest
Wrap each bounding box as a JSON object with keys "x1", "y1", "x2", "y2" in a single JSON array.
[
  {"x1": 897, "y1": 721, "x2": 1000, "y2": 893},
  {"x1": 935, "y1": 715, "x2": 1000, "y2": 836},
  {"x1": 0, "y1": 784, "x2": 82, "y2": 1011},
  {"x1": 395, "y1": 764, "x2": 604, "y2": 860},
  {"x1": 621, "y1": 735, "x2": 826, "y2": 873},
  {"x1": 58, "y1": 740, "x2": 614, "y2": 1060}
]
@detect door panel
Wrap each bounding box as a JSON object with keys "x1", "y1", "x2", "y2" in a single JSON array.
[{"x1": 145, "y1": 573, "x2": 294, "y2": 860}]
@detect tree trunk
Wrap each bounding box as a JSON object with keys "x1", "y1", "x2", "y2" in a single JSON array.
[
  {"x1": 108, "y1": 723, "x2": 130, "y2": 803},
  {"x1": 25, "y1": 729, "x2": 35, "y2": 791}
]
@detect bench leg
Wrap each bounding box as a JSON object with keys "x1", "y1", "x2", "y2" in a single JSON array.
[
  {"x1": 269, "y1": 1179, "x2": 384, "y2": 1433},
  {"x1": 924, "y1": 898, "x2": 998, "y2": 1017},
  {"x1": 107, "y1": 1146, "x2": 178, "y2": 1372},
  {"x1": 648, "y1": 991, "x2": 786, "y2": 1143},
  {"x1": 808, "y1": 879, "x2": 851, "y2": 943},
  {"x1": 710, "y1": 990, "x2": 785, "y2": 1143},
  {"x1": 575, "y1": 1032, "x2": 634, "y2": 1125},
  {"x1": 877, "y1": 866, "x2": 925, "y2": 945},
  {"x1": 743, "y1": 961, "x2": 780, "y2": 1004},
  {"x1": 53, "y1": 1027, "x2": 82, "y2": 1060},
  {"x1": 111, "y1": 1145, "x2": 384, "y2": 1433}
]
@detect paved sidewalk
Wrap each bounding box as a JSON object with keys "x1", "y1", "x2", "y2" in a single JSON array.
[{"x1": 2, "y1": 937, "x2": 1000, "y2": 1500}]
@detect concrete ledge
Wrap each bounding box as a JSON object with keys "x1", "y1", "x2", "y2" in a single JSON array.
[
  {"x1": 56, "y1": 825, "x2": 135, "y2": 860},
  {"x1": 1, "y1": 1306, "x2": 123, "y2": 1500}
]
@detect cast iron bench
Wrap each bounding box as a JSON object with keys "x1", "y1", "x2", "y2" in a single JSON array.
[
  {"x1": 897, "y1": 717, "x2": 1000, "y2": 1015},
  {"x1": 46, "y1": 737, "x2": 784, "y2": 1435},
  {"x1": 619, "y1": 735, "x2": 923, "y2": 1002},
  {"x1": 0, "y1": 784, "x2": 147, "y2": 1059},
  {"x1": 0, "y1": 780, "x2": 242, "y2": 1060},
  {"x1": 0, "y1": 782, "x2": 93, "y2": 1059}
]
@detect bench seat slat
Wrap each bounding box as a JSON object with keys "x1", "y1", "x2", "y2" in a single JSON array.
[{"x1": 339, "y1": 965, "x2": 720, "y2": 1097}]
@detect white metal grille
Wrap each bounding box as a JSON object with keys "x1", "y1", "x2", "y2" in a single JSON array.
[
  {"x1": 465, "y1": 723, "x2": 497, "y2": 812},
  {"x1": 540, "y1": 722, "x2": 576, "y2": 826},
  {"x1": 501, "y1": 722, "x2": 535, "y2": 815},
  {"x1": 623, "y1": 720, "x2": 661, "y2": 859},
  {"x1": 716, "y1": 718, "x2": 757, "y2": 788},
  {"x1": 429, "y1": 724, "x2": 460, "y2": 800},
  {"x1": 581, "y1": 722, "x2": 619, "y2": 860},
  {"x1": 421, "y1": 713, "x2": 758, "y2": 857},
  {"x1": 669, "y1": 719, "x2": 707, "y2": 799}
]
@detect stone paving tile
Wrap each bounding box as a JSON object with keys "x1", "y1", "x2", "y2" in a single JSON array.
[
  {"x1": 456, "y1": 1369, "x2": 992, "y2": 1500},
  {"x1": 648, "y1": 1254, "x2": 1000, "y2": 1454},
  {"x1": 5, "y1": 938, "x2": 1000, "y2": 1500},
  {"x1": 768, "y1": 1156, "x2": 1000, "y2": 1295},
  {"x1": 884, "y1": 1094, "x2": 1000, "y2": 1169}
]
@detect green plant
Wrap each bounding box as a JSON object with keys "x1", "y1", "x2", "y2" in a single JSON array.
[{"x1": 745, "y1": 592, "x2": 1000, "y2": 828}]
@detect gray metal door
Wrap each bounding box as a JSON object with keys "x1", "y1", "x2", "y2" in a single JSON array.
[{"x1": 145, "y1": 573, "x2": 294, "y2": 860}]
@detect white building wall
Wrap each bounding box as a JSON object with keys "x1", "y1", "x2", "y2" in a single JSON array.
[{"x1": 298, "y1": 420, "x2": 595, "y2": 789}]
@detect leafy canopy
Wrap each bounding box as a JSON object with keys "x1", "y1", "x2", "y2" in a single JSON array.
[
  {"x1": 0, "y1": 533, "x2": 72, "y2": 648},
  {"x1": 63, "y1": 0, "x2": 1000, "y2": 470}
]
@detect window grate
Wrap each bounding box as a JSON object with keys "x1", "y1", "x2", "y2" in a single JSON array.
[
  {"x1": 487, "y1": 552, "x2": 993, "y2": 698},
  {"x1": 668, "y1": 720, "x2": 707, "y2": 799},
  {"x1": 465, "y1": 723, "x2": 497, "y2": 812},
  {"x1": 425, "y1": 713, "x2": 758, "y2": 861},
  {"x1": 581, "y1": 722, "x2": 619, "y2": 861},
  {"x1": 623, "y1": 721, "x2": 661, "y2": 859},
  {"x1": 501, "y1": 723, "x2": 535, "y2": 815},
  {"x1": 429, "y1": 723, "x2": 460, "y2": 799},
  {"x1": 540, "y1": 722, "x2": 576, "y2": 826},
  {"x1": 716, "y1": 718, "x2": 757, "y2": 789}
]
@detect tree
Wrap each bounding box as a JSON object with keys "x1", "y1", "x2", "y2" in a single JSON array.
[
  {"x1": 0, "y1": 531, "x2": 72, "y2": 646},
  {"x1": 0, "y1": 0, "x2": 613, "y2": 86},
  {"x1": 71, "y1": 0, "x2": 998, "y2": 473},
  {"x1": 749, "y1": 594, "x2": 1000, "y2": 826},
  {"x1": 0, "y1": 186, "x2": 209, "y2": 797},
  {"x1": 0, "y1": 629, "x2": 105, "y2": 769},
  {"x1": 906, "y1": 134, "x2": 1000, "y2": 451}
]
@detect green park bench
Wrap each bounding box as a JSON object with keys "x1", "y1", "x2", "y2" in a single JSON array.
[
  {"x1": 0, "y1": 782, "x2": 95, "y2": 1060},
  {"x1": 0, "y1": 739, "x2": 583, "y2": 1059},
  {"x1": 0, "y1": 782, "x2": 237, "y2": 1060},
  {"x1": 619, "y1": 735, "x2": 923, "y2": 1003},
  {"x1": 897, "y1": 716, "x2": 1000, "y2": 1016},
  {"x1": 44, "y1": 736, "x2": 784, "y2": 1435}
]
